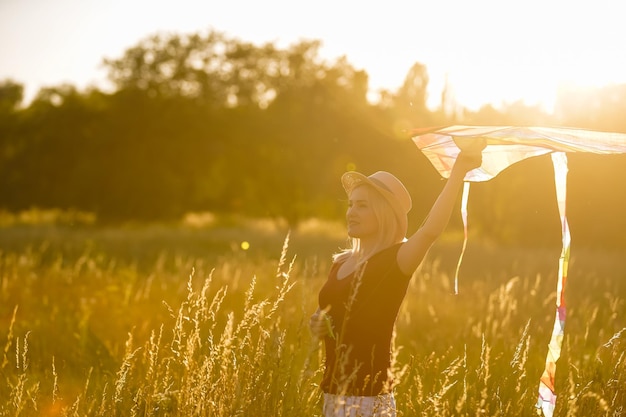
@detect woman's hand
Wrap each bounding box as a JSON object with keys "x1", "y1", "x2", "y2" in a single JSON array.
[
  {"x1": 454, "y1": 150, "x2": 483, "y2": 174},
  {"x1": 309, "y1": 308, "x2": 334, "y2": 340}
]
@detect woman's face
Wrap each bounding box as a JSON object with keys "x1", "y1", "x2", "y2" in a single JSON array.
[{"x1": 346, "y1": 185, "x2": 379, "y2": 241}]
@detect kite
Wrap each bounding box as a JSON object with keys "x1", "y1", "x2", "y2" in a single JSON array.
[{"x1": 411, "y1": 125, "x2": 626, "y2": 417}]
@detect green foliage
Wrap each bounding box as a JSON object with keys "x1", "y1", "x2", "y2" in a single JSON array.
[
  {"x1": 1, "y1": 29, "x2": 626, "y2": 247},
  {"x1": 0, "y1": 79, "x2": 23, "y2": 112},
  {"x1": 0, "y1": 224, "x2": 625, "y2": 416}
]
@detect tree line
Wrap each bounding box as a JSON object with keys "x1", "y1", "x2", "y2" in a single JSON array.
[{"x1": 1, "y1": 29, "x2": 625, "y2": 248}]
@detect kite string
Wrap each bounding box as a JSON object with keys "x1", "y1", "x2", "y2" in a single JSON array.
[
  {"x1": 453, "y1": 181, "x2": 471, "y2": 295},
  {"x1": 536, "y1": 152, "x2": 570, "y2": 417}
]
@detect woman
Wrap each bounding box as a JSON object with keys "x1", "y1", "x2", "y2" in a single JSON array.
[{"x1": 310, "y1": 151, "x2": 482, "y2": 417}]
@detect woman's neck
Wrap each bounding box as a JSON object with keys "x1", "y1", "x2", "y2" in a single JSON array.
[
  {"x1": 357, "y1": 236, "x2": 377, "y2": 257},
  {"x1": 352, "y1": 240, "x2": 380, "y2": 265}
]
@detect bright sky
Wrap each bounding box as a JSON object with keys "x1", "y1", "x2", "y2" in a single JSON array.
[{"x1": 1, "y1": 0, "x2": 625, "y2": 112}]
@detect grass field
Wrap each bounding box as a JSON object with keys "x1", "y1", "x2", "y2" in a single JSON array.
[{"x1": 1, "y1": 215, "x2": 625, "y2": 416}]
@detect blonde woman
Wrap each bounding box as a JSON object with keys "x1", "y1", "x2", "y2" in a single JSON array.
[{"x1": 310, "y1": 151, "x2": 482, "y2": 417}]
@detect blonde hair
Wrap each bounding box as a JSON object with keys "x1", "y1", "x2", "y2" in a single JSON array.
[{"x1": 333, "y1": 184, "x2": 404, "y2": 265}]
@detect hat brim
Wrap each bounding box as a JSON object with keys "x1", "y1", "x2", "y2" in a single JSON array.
[{"x1": 341, "y1": 171, "x2": 408, "y2": 240}]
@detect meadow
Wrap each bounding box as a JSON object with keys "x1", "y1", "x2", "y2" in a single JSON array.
[{"x1": 1, "y1": 213, "x2": 625, "y2": 416}]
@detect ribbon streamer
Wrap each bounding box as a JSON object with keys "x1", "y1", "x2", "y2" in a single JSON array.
[
  {"x1": 454, "y1": 181, "x2": 471, "y2": 295},
  {"x1": 411, "y1": 125, "x2": 626, "y2": 413},
  {"x1": 535, "y1": 152, "x2": 570, "y2": 416}
]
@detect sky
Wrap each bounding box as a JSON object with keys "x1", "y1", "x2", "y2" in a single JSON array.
[{"x1": 1, "y1": 0, "x2": 626, "y2": 112}]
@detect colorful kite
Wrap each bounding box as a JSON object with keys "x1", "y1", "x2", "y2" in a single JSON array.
[{"x1": 411, "y1": 125, "x2": 626, "y2": 417}]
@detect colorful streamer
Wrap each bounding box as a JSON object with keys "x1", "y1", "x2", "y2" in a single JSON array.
[
  {"x1": 411, "y1": 125, "x2": 626, "y2": 414},
  {"x1": 535, "y1": 152, "x2": 570, "y2": 416}
]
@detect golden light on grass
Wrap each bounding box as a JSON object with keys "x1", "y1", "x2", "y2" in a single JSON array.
[{"x1": 0, "y1": 224, "x2": 624, "y2": 415}]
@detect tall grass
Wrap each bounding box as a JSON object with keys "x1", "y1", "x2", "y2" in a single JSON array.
[{"x1": 0, "y1": 221, "x2": 625, "y2": 416}]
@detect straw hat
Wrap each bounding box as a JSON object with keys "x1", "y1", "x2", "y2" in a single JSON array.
[{"x1": 341, "y1": 171, "x2": 412, "y2": 239}]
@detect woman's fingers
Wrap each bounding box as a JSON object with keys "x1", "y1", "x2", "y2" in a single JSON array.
[{"x1": 309, "y1": 308, "x2": 334, "y2": 339}]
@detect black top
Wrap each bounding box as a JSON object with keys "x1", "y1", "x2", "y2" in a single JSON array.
[{"x1": 318, "y1": 243, "x2": 411, "y2": 395}]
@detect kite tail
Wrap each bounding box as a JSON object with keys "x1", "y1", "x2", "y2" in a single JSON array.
[
  {"x1": 454, "y1": 181, "x2": 471, "y2": 295},
  {"x1": 536, "y1": 152, "x2": 571, "y2": 416}
]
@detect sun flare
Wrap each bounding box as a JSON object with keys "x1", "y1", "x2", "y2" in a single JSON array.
[
  {"x1": 2, "y1": 0, "x2": 625, "y2": 114},
  {"x1": 343, "y1": 0, "x2": 626, "y2": 114}
]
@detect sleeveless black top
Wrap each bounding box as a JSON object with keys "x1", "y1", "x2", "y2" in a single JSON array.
[{"x1": 318, "y1": 243, "x2": 411, "y2": 395}]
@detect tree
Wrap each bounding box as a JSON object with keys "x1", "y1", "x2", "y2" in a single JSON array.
[
  {"x1": 392, "y1": 62, "x2": 432, "y2": 131},
  {"x1": 0, "y1": 80, "x2": 26, "y2": 209},
  {"x1": 0, "y1": 79, "x2": 23, "y2": 112},
  {"x1": 104, "y1": 30, "x2": 293, "y2": 110}
]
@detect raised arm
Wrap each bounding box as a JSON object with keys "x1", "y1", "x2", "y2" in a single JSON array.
[{"x1": 397, "y1": 152, "x2": 482, "y2": 275}]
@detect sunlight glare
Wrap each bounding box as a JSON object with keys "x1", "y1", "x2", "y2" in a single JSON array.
[{"x1": 2, "y1": 0, "x2": 626, "y2": 113}]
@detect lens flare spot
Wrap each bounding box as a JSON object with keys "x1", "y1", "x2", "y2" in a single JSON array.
[{"x1": 240, "y1": 241, "x2": 250, "y2": 250}]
